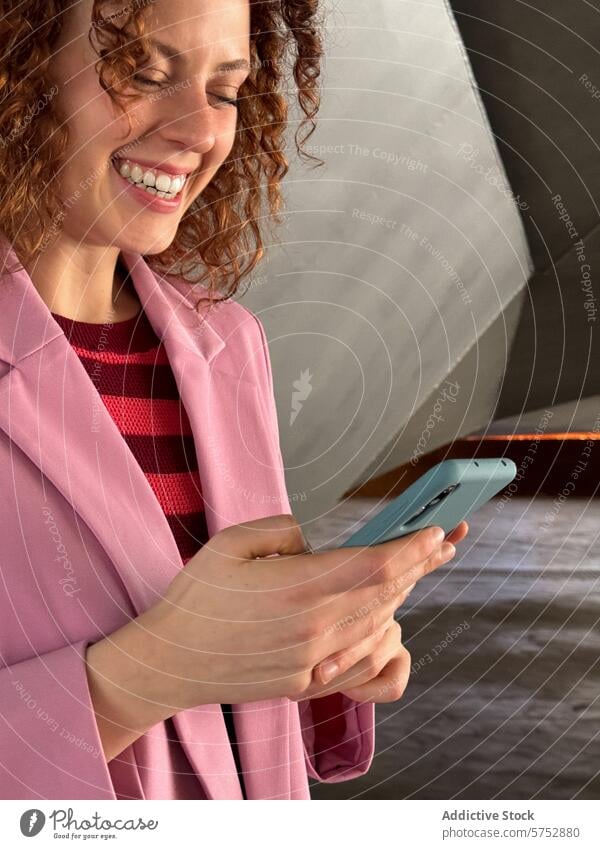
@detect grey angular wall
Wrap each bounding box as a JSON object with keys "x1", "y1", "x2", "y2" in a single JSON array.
[
  {"x1": 236, "y1": 0, "x2": 532, "y2": 524},
  {"x1": 450, "y1": 0, "x2": 600, "y2": 419}
]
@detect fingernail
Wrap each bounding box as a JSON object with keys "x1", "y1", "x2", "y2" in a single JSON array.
[{"x1": 319, "y1": 661, "x2": 340, "y2": 684}]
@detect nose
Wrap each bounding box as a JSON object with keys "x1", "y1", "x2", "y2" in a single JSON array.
[{"x1": 153, "y1": 83, "x2": 219, "y2": 158}]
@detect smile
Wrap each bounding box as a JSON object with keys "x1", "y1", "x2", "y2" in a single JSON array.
[{"x1": 112, "y1": 158, "x2": 188, "y2": 200}]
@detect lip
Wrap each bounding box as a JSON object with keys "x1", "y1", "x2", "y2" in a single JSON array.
[
  {"x1": 111, "y1": 159, "x2": 184, "y2": 213},
  {"x1": 112, "y1": 156, "x2": 197, "y2": 177}
]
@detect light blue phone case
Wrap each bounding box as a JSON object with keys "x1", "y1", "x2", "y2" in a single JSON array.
[{"x1": 340, "y1": 457, "x2": 517, "y2": 547}]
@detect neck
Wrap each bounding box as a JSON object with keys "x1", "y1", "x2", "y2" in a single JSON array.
[{"x1": 23, "y1": 233, "x2": 142, "y2": 324}]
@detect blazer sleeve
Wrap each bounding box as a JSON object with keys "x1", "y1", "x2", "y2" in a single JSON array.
[
  {"x1": 249, "y1": 310, "x2": 376, "y2": 783},
  {"x1": 0, "y1": 639, "x2": 117, "y2": 799}
]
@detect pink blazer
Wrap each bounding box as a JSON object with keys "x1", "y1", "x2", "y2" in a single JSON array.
[{"x1": 0, "y1": 235, "x2": 374, "y2": 800}]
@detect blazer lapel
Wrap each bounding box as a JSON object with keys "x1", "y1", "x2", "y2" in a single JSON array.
[{"x1": 0, "y1": 246, "x2": 185, "y2": 612}]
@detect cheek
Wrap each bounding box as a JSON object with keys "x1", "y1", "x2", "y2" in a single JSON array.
[
  {"x1": 184, "y1": 124, "x2": 238, "y2": 201},
  {"x1": 219, "y1": 118, "x2": 239, "y2": 161},
  {"x1": 207, "y1": 122, "x2": 239, "y2": 177},
  {"x1": 60, "y1": 75, "x2": 128, "y2": 167}
]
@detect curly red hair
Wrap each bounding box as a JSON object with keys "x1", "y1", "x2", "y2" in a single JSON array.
[{"x1": 0, "y1": 0, "x2": 324, "y2": 306}]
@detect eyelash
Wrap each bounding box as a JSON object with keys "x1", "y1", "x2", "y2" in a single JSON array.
[{"x1": 132, "y1": 74, "x2": 239, "y2": 108}]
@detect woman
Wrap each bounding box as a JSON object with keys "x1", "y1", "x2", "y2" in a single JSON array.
[{"x1": 0, "y1": 0, "x2": 467, "y2": 800}]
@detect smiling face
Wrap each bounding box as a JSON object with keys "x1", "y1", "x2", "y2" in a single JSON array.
[{"x1": 48, "y1": 0, "x2": 250, "y2": 255}]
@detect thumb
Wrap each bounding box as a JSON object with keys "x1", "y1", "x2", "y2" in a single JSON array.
[{"x1": 219, "y1": 514, "x2": 310, "y2": 560}]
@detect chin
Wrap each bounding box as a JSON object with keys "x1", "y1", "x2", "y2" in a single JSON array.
[{"x1": 113, "y1": 226, "x2": 179, "y2": 257}]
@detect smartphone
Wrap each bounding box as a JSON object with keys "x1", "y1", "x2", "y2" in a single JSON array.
[{"x1": 339, "y1": 457, "x2": 517, "y2": 547}]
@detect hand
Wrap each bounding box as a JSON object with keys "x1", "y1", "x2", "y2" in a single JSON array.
[
  {"x1": 307, "y1": 521, "x2": 470, "y2": 702},
  {"x1": 124, "y1": 514, "x2": 459, "y2": 714}
]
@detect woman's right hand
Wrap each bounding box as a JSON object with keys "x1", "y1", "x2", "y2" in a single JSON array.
[{"x1": 133, "y1": 513, "x2": 458, "y2": 713}]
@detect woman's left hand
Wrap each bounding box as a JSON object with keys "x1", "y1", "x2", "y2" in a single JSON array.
[{"x1": 307, "y1": 521, "x2": 469, "y2": 703}]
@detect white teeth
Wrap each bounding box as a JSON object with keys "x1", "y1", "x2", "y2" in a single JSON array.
[
  {"x1": 115, "y1": 158, "x2": 187, "y2": 200},
  {"x1": 155, "y1": 173, "x2": 172, "y2": 192},
  {"x1": 113, "y1": 160, "x2": 187, "y2": 195},
  {"x1": 127, "y1": 177, "x2": 177, "y2": 200}
]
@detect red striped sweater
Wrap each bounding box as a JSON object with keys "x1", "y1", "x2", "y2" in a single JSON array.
[{"x1": 52, "y1": 305, "x2": 246, "y2": 799}]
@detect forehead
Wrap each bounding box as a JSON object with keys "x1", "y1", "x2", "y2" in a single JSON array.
[
  {"x1": 143, "y1": 0, "x2": 251, "y2": 60},
  {"x1": 77, "y1": 0, "x2": 251, "y2": 61}
]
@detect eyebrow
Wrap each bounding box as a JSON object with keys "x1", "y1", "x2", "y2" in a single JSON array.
[{"x1": 148, "y1": 38, "x2": 250, "y2": 74}]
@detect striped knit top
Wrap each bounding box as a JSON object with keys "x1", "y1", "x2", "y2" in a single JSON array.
[{"x1": 51, "y1": 304, "x2": 246, "y2": 799}]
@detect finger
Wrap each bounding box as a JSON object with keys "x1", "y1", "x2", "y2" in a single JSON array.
[
  {"x1": 316, "y1": 541, "x2": 456, "y2": 659},
  {"x1": 445, "y1": 520, "x2": 469, "y2": 545},
  {"x1": 218, "y1": 513, "x2": 310, "y2": 560},
  {"x1": 316, "y1": 576, "x2": 415, "y2": 686},
  {"x1": 338, "y1": 648, "x2": 412, "y2": 704},
  {"x1": 296, "y1": 524, "x2": 447, "y2": 598},
  {"x1": 307, "y1": 621, "x2": 403, "y2": 698},
  {"x1": 315, "y1": 620, "x2": 399, "y2": 685}
]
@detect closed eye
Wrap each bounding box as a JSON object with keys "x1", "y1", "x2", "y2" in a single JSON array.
[
  {"x1": 132, "y1": 74, "x2": 239, "y2": 108},
  {"x1": 213, "y1": 94, "x2": 239, "y2": 108},
  {"x1": 132, "y1": 73, "x2": 165, "y2": 88}
]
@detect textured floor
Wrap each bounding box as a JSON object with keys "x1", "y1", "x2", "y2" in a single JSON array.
[{"x1": 306, "y1": 495, "x2": 600, "y2": 799}]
